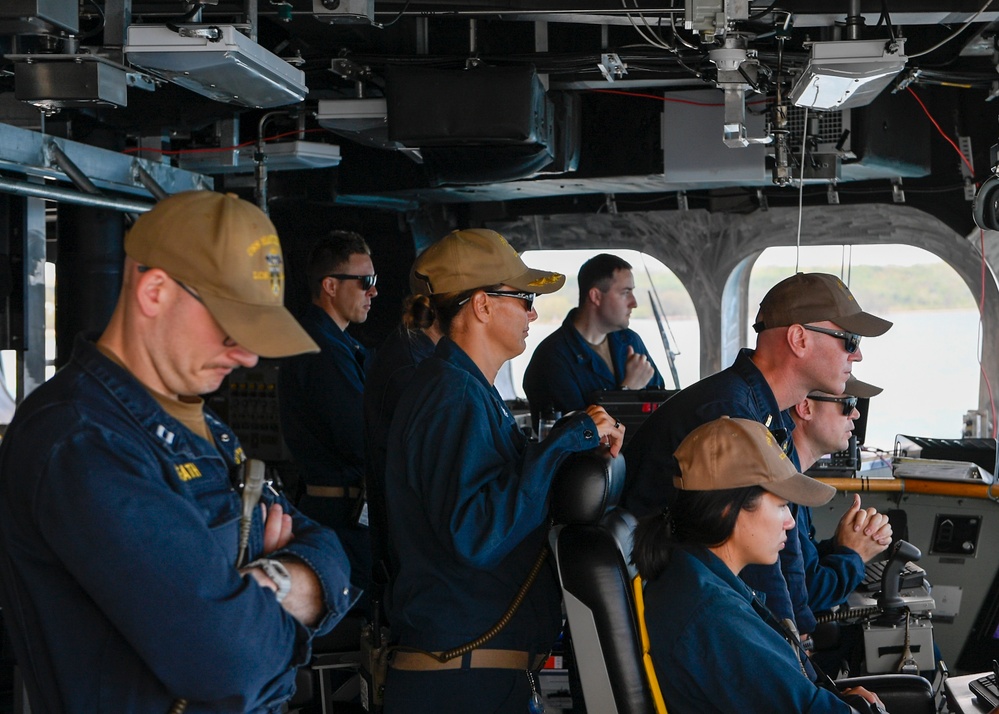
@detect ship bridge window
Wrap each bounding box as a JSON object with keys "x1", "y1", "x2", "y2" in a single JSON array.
[
  {"x1": 505, "y1": 249, "x2": 698, "y2": 400},
  {"x1": 0, "y1": 261, "x2": 56, "y2": 420},
  {"x1": 748, "y1": 245, "x2": 984, "y2": 453}
]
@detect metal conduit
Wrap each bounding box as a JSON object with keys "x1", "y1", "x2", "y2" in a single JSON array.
[
  {"x1": 45, "y1": 142, "x2": 102, "y2": 196},
  {"x1": 0, "y1": 176, "x2": 155, "y2": 213},
  {"x1": 132, "y1": 163, "x2": 170, "y2": 202}
]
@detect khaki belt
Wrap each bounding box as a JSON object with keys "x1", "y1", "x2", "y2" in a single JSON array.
[
  {"x1": 305, "y1": 485, "x2": 362, "y2": 499},
  {"x1": 390, "y1": 649, "x2": 546, "y2": 671}
]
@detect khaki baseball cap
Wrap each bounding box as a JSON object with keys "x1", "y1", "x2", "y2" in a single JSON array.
[
  {"x1": 673, "y1": 417, "x2": 835, "y2": 507},
  {"x1": 754, "y1": 272, "x2": 892, "y2": 337},
  {"x1": 125, "y1": 191, "x2": 319, "y2": 358},
  {"x1": 411, "y1": 228, "x2": 565, "y2": 295}
]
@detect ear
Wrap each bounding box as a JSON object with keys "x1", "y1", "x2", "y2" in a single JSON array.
[
  {"x1": 588, "y1": 286, "x2": 603, "y2": 307},
  {"x1": 133, "y1": 266, "x2": 170, "y2": 319},
  {"x1": 468, "y1": 290, "x2": 493, "y2": 324},
  {"x1": 786, "y1": 324, "x2": 808, "y2": 358},
  {"x1": 793, "y1": 398, "x2": 813, "y2": 421},
  {"x1": 321, "y1": 275, "x2": 337, "y2": 299}
]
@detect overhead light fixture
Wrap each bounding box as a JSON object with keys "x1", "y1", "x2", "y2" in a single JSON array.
[
  {"x1": 317, "y1": 98, "x2": 422, "y2": 161},
  {"x1": 124, "y1": 24, "x2": 307, "y2": 108},
  {"x1": 9, "y1": 54, "x2": 145, "y2": 113},
  {"x1": 789, "y1": 39, "x2": 907, "y2": 111}
]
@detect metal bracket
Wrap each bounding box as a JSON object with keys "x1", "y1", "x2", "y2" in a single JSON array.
[
  {"x1": 891, "y1": 178, "x2": 905, "y2": 204},
  {"x1": 677, "y1": 190, "x2": 688, "y2": 211},
  {"x1": 959, "y1": 135, "x2": 976, "y2": 201},
  {"x1": 827, "y1": 182, "x2": 840, "y2": 205},
  {"x1": 176, "y1": 25, "x2": 223, "y2": 42},
  {"x1": 331, "y1": 58, "x2": 372, "y2": 82},
  {"x1": 597, "y1": 53, "x2": 628, "y2": 82}
]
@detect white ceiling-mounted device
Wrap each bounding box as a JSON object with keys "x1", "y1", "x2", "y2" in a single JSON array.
[
  {"x1": 789, "y1": 39, "x2": 907, "y2": 111},
  {"x1": 312, "y1": 0, "x2": 374, "y2": 24},
  {"x1": 124, "y1": 24, "x2": 308, "y2": 108}
]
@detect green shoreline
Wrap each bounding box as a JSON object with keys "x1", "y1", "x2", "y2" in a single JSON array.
[{"x1": 532, "y1": 263, "x2": 978, "y2": 322}]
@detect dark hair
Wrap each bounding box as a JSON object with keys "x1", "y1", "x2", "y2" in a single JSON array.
[
  {"x1": 428, "y1": 283, "x2": 503, "y2": 336},
  {"x1": 632, "y1": 486, "x2": 765, "y2": 581},
  {"x1": 401, "y1": 294, "x2": 436, "y2": 330},
  {"x1": 306, "y1": 230, "x2": 371, "y2": 300},
  {"x1": 577, "y1": 253, "x2": 632, "y2": 305}
]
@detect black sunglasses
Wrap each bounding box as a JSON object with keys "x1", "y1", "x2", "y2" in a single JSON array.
[
  {"x1": 808, "y1": 394, "x2": 859, "y2": 416},
  {"x1": 458, "y1": 290, "x2": 536, "y2": 312},
  {"x1": 326, "y1": 273, "x2": 377, "y2": 290},
  {"x1": 802, "y1": 324, "x2": 862, "y2": 354},
  {"x1": 483, "y1": 290, "x2": 536, "y2": 312}
]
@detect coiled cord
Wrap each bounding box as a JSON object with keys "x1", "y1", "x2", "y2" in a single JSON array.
[{"x1": 389, "y1": 545, "x2": 550, "y2": 664}]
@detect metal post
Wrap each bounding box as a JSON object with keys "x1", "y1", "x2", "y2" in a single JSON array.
[{"x1": 19, "y1": 187, "x2": 46, "y2": 399}]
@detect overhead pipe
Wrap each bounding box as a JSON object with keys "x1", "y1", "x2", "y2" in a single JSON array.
[
  {"x1": 132, "y1": 162, "x2": 171, "y2": 201},
  {"x1": 0, "y1": 176, "x2": 154, "y2": 214},
  {"x1": 45, "y1": 141, "x2": 102, "y2": 196}
]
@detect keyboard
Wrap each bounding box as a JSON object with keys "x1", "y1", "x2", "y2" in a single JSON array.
[
  {"x1": 970, "y1": 673, "x2": 999, "y2": 709},
  {"x1": 858, "y1": 559, "x2": 927, "y2": 593}
]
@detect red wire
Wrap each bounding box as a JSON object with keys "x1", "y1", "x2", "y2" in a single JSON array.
[
  {"x1": 122, "y1": 127, "x2": 326, "y2": 156},
  {"x1": 591, "y1": 88, "x2": 772, "y2": 107},
  {"x1": 591, "y1": 88, "x2": 721, "y2": 105},
  {"x1": 907, "y1": 86, "x2": 995, "y2": 436},
  {"x1": 906, "y1": 86, "x2": 976, "y2": 178}
]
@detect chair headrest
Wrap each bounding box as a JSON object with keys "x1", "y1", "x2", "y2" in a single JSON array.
[{"x1": 550, "y1": 448, "x2": 626, "y2": 525}]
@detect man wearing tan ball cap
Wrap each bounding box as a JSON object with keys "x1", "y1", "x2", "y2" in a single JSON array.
[
  {"x1": 0, "y1": 190, "x2": 357, "y2": 712},
  {"x1": 624, "y1": 271, "x2": 892, "y2": 648},
  {"x1": 790, "y1": 375, "x2": 892, "y2": 616}
]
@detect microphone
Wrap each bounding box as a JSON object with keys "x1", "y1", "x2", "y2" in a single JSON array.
[{"x1": 235, "y1": 459, "x2": 266, "y2": 568}]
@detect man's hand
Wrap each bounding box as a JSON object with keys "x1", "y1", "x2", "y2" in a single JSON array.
[
  {"x1": 621, "y1": 346, "x2": 655, "y2": 390},
  {"x1": 584, "y1": 405, "x2": 625, "y2": 457},
  {"x1": 841, "y1": 686, "x2": 887, "y2": 713},
  {"x1": 834, "y1": 494, "x2": 892, "y2": 563},
  {"x1": 261, "y1": 502, "x2": 293, "y2": 554},
  {"x1": 240, "y1": 558, "x2": 326, "y2": 628}
]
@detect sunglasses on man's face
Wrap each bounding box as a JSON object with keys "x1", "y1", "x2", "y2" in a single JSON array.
[
  {"x1": 808, "y1": 394, "x2": 859, "y2": 416},
  {"x1": 802, "y1": 324, "x2": 862, "y2": 354},
  {"x1": 326, "y1": 273, "x2": 377, "y2": 291}
]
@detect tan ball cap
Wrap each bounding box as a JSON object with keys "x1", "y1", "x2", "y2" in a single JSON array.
[
  {"x1": 411, "y1": 228, "x2": 565, "y2": 295},
  {"x1": 125, "y1": 191, "x2": 319, "y2": 358},
  {"x1": 754, "y1": 272, "x2": 892, "y2": 337},
  {"x1": 673, "y1": 416, "x2": 835, "y2": 507}
]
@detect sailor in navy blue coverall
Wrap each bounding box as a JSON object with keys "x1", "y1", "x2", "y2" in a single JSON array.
[
  {"x1": 632, "y1": 416, "x2": 885, "y2": 714},
  {"x1": 0, "y1": 191, "x2": 358, "y2": 713},
  {"x1": 789, "y1": 379, "x2": 893, "y2": 674},
  {"x1": 280, "y1": 230, "x2": 378, "y2": 594},
  {"x1": 381, "y1": 229, "x2": 624, "y2": 714},
  {"x1": 524, "y1": 253, "x2": 663, "y2": 427}
]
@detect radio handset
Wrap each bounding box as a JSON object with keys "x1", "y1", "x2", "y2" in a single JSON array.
[
  {"x1": 877, "y1": 539, "x2": 922, "y2": 620},
  {"x1": 236, "y1": 459, "x2": 267, "y2": 568}
]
